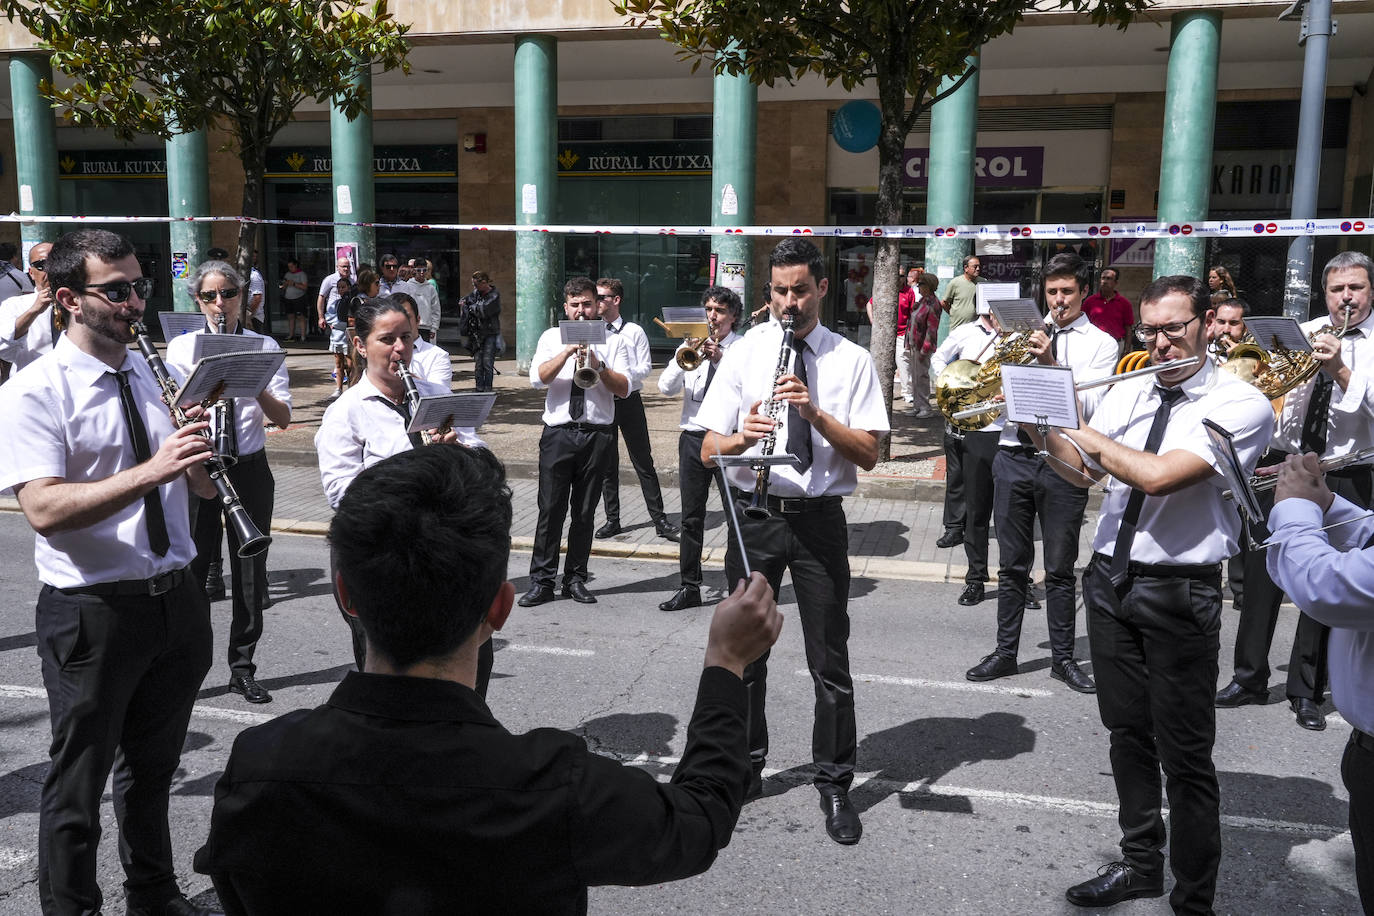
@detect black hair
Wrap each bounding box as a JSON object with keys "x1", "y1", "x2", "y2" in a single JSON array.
[
  {"x1": 385, "y1": 291, "x2": 420, "y2": 325},
  {"x1": 564, "y1": 276, "x2": 596, "y2": 300},
  {"x1": 1216, "y1": 297, "x2": 1250, "y2": 317},
  {"x1": 0, "y1": 242, "x2": 17, "y2": 262},
  {"x1": 1140, "y1": 274, "x2": 1209, "y2": 319},
  {"x1": 596, "y1": 276, "x2": 624, "y2": 298},
  {"x1": 330, "y1": 445, "x2": 513, "y2": 668},
  {"x1": 701, "y1": 284, "x2": 743, "y2": 323},
  {"x1": 962, "y1": 254, "x2": 981, "y2": 270},
  {"x1": 768, "y1": 238, "x2": 825, "y2": 283},
  {"x1": 1043, "y1": 251, "x2": 1090, "y2": 292},
  {"x1": 47, "y1": 229, "x2": 135, "y2": 296},
  {"x1": 351, "y1": 296, "x2": 409, "y2": 347}
]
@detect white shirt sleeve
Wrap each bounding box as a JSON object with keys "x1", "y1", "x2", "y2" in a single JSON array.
[
  {"x1": 0, "y1": 297, "x2": 27, "y2": 362},
  {"x1": 315, "y1": 397, "x2": 364, "y2": 509},
  {"x1": 658, "y1": 346, "x2": 688, "y2": 395},
  {"x1": 529, "y1": 328, "x2": 560, "y2": 390}
]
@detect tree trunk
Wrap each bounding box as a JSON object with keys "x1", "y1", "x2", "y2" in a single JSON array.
[
  {"x1": 237, "y1": 141, "x2": 266, "y2": 284},
  {"x1": 869, "y1": 78, "x2": 912, "y2": 463}
]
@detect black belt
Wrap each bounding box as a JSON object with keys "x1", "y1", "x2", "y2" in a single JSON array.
[
  {"x1": 1000, "y1": 445, "x2": 1039, "y2": 457},
  {"x1": 682, "y1": 428, "x2": 707, "y2": 438},
  {"x1": 57, "y1": 566, "x2": 189, "y2": 598},
  {"x1": 730, "y1": 488, "x2": 841, "y2": 514},
  {"x1": 1352, "y1": 728, "x2": 1374, "y2": 754},
  {"x1": 1091, "y1": 553, "x2": 1220, "y2": 581},
  {"x1": 553, "y1": 422, "x2": 613, "y2": 432}
]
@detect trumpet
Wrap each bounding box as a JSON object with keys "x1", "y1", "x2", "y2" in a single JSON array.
[
  {"x1": 211, "y1": 312, "x2": 238, "y2": 468},
  {"x1": 130, "y1": 320, "x2": 270, "y2": 558},
  {"x1": 572, "y1": 313, "x2": 601, "y2": 389},
  {"x1": 653, "y1": 316, "x2": 716, "y2": 371},
  {"x1": 743, "y1": 315, "x2": 796, "y2": 520},
  {"x1": 950, "y1": 356, "x2": 1200, "y2": 422},
  {"x1": 1224, "y1": 446, "x2": 1374, "y2": 500},
  {"x1": 395, "y1": 360, "x2": 451, "y2": 445}
]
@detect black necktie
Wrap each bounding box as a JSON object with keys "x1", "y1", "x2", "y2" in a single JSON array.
[
  {"x1": 787, "y1": 338, "x2": 814, "y2": 473},
  {"x1": 384, "y1": 397, "x2": 424, "y2": 448},
  {"x1": 1052, "y1": 327, "x2": 1066, "y2": 364},
  {"x1": 112, "y1": 370, "x2": 170, "y2": 556},
  {"x1": 1109, "y1": 386, "x2": 1186, "y2": 585},
  {"x1": 1299, "y1": 329, "x2": 1359, "y2": 455},
  {"x1": 704, "y1": 359, "x2": 717, "y2": 393},
  {"x1": 569, "y1": 367, "x2": 585, "y2": 420}
]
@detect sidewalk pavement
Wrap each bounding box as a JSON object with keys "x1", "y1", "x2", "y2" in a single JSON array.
[{"x1": 2, "y1": 337, "x2": 1098, "y2": 586}]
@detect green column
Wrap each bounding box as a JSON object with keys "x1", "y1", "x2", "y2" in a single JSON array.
[
  {"x1": 330, "y1": 62, "x2": 376, "y2": 268},
  {"x1": 926, "y1": 57, "x2": 979, "y2": 342},
  {"x1": 710, "y1": 61, "x2": 756, "y2": 310},
  {"x1": 166, "y1": 129, "x2": 211, "y2": 313},
  {"x1": 1153, "y1": 11, "x2": 1221, "y2": 279},
  {"x1": 9, "y1": 55, "x2": 60, "y2": 246},
  {"x1": 515, "y1": 35, "x2": 559, "y2": 372}
]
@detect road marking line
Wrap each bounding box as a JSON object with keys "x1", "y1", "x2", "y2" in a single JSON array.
[
  {"x1": 503, "y1": 644, "x2": 596, "y2": 657},
  {"x1": 597, "y1": 750, "x2": 1343, "y2": 839},
  {"x1": 798, "y1": 670, "x2": 1055, "y2": 698},
  {"x1": 0, "y1": 684, "x2": 274, "y2": 726}
]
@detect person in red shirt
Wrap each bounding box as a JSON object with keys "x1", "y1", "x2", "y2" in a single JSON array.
[
  {"x1": 906, "y1": 272, "x2": 940, "y2": 417},
  {"x1": 1082, "y1": 267, "x2": 1134, "y2": 352}
]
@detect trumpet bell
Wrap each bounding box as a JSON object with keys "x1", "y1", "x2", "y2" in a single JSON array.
[
  {"x1": 676, "y1": 347, "x2": 702, "y2": 372},
  {"x1": 573, "y1": 366, "x2": 600, "y2": 389},
  {"x1": 936, "y1": 359, "x2": 1003, "y2": 431}
]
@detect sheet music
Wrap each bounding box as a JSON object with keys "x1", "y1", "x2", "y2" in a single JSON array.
[
  {"x1": 559, "y1": 320, "x2": 608, "y2": 345},
  {"x1": 193, "y1": 333, "x2": 267, "y2": 361},
  {"x1": 1001, "y1": 364, "x2": 1080, "y2": 430},
  {"x1": 1202, "y1": 419, "x2": 1268, "y2": 535},
  {"x1": 1245, "y1": 316, "x2": 1310, "y2": 353},
  {"x1": 176, "y1": 350, "x2": 285, "y2": 406},
  {"x1": 988, "y1": 298, "x2": 1043, "y2": 333},
  {"x1": 977, "y1": 282, "x2": 1020, "y2": 317},
  {"x1": 409, "y1": 392, "x2": 497, "y2": 432},
  {"x1": 158, "y1": 312, "x2": 205, "y2": 341},
  {"x1": 663, "y1": 307, "x2": 709, "y2": 323}
]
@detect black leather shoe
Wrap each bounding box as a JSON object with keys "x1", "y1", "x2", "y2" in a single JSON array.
[
  {"x1": 957, "y1": 582, "x2": 984, "y2": 606},
  {"x1": 1065, "y1": 861, "x2": 1163, "y2": 907},
  {"x1": 655, "y1": 519, "x2": 681, "y2": 542},
  {"x1": 228, "y1": 674, "x2": 272, "y2": 704},
  {"x1": 204, "y1": 560, "x2": 226, "y2": 601},
  {"x1": 127, "y1": 894, "x2": 224, "y2": 916},
  {"x1": 935, "y1": 529, "x2": 964, "y2": 548},
  {"x1": 1051, "y1": 660, "x2": 1096, "y2": 694},
  {"x1": 1024, "y1": 591, "x2": 1041, "y2": 610},
  {"x1": 659, "y1": 586, "x2": 701, "y2": 612},
  {"x1": 1292, "y1": 697, "x2": 1327, "y2": 731},
  {"x1": 966, "y1": 652, "x2": 1017, "y2": 682},
  {"x1": 1215, "y1": 680, "x2": 1268, "y2": 708},
  {"x1": 818, "y1": 787, "x2": 862, "y2": 845},
  {"x1": 562, "y1": 582, "x2": 597, "y2": 604},
  {"x1": 517, "y1": 585, "x2": 555, "y2": 607},
  {"x1": 744, "y1": 767, "x2": 764, "y2": 802},
  {"x1": 595, "y1": 520, "x2": 621, "y2": 539}
]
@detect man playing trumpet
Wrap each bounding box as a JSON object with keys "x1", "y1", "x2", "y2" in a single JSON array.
[
  {"x1": 520, "y1": 277, "x2": 631, "y2": 607},
  {"x1": 657, "y1": 285, "x2": 743, "y2": 612}
]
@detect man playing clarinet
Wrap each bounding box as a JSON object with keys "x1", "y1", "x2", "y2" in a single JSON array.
[
  {"x1": 697, "y1": 238, "x2": 889, "y2": 845},
  {"x1": 1038, "y1": 275, "x2": 1273, "y2": 912}
]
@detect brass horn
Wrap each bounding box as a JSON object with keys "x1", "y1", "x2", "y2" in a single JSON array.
[{"x1": 935, "y1": 329, "x2": 1037, "y2": 432}]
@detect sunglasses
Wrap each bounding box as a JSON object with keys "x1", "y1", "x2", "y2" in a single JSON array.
[
  {"x1": 84, "y1": 278, "x2": 154, "y2": 303},
  {"x1": 197, "y1": 287, "x2": 240, "y2": 304},
  {"x1": 30, "y1": 259, "x2": 46, "y2": 270},
  {"x1": 382, "y1": 262, "x2": 398, "y2": 269}
]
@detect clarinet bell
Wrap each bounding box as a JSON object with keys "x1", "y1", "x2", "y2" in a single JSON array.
[{"x1": 227, "y1": 504, "x2": 271, "y2": 558}]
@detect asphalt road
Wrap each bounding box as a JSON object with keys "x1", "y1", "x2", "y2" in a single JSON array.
[{"x1": 0, "y1": 513, "x2": 1361, "y2": 914}]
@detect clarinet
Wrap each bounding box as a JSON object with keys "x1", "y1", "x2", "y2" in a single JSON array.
[
  {"x1": 742, "y1": 315, "x2": 796, "y2": 520},
  {"x1": 211, "y1": 313, "x2": 238, "y2": 467},
  {"x1": 394, "y1": 360, "x2": 450, "y2": 446},
  {"x1": 130, "y1": 320, "x2": 270, "y2": 558}
]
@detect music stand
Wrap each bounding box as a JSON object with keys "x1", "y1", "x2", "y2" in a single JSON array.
[{"x1": 709, "y1": 453, "x2": 801, "y2": 579}]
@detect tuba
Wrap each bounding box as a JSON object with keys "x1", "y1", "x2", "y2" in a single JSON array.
[{"x1": 935, "y1": 329, "x2": 1037, "y2": 431}]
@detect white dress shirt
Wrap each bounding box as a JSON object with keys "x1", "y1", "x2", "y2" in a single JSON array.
[
  {"x1": 394, "y1": 279, "x2": 441, "y2": 333},
  {"x1": 1085, "y1": 358, "x2": 1275, "y2": 565},
  {"x1": 1268, "y1": 494, "x2": 1374, "y2": 733},
  {"x1": 315, "y1": 373, "x2": 485, "y2": 509},
  {"x1": 605, "y1": 317, "x2": 651, "y2": 392},
  {"x1": 997, "y1": 313, "x2": 1119, "y2": 448},
  {"x1": 249, "y1": 268, "x2": 266, "y2": 322},
  {"x1": 0, "y1": 292, "x2": 56, "y2": 371},
  {"x1": 166, "y1": 325, "x2": 292, "y2": 457},
  {"x1": 1270, "y1": 315, "x2": 1374, "y2": 460},
  {"x1": 695, "y1": 321, "x2": 890, "y2": 497},
  {"x1": 932, "y1": 319, "x2": 1003, "y2": 434},
  {"x1": 658, "y1": 331, "x2": 741, "y2": 431},
  {"x1": 0, "y1": 335, "x2": 195, "y2": 586},
  {"x1": 529, "y1": 326, "x2": 629, "y2": 427},
  {"x1": 410, "y1": 337, "x2": 453, "y2": 389}
]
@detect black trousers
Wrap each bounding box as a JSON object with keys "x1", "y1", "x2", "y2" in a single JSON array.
[
  {"x1": 190, "y1": 449, "x2": 273, "y2": 677},
  {"x1": 1231, "y1": 463, "x2": 1371, "y2": 700},
  {"x1": 531, "y1": 423, "x2": 614, "y2": 588},
  {"x1": 677, "y1": 429, "x2": 726, "y2": 589},
  {"x1": 1083, "y1": 555, "x2": 1222, "y2": 916},
  {"x1": 724, "y1": 492, "x2": 855, "y2": 790},
  {"x1": 992, "y1": 448, "x2": 1088, "y2": 664},
  {"x1": 941, "y1": 429, "x2": 965, "y2": 533},
  {"x1": 601, "y1": 390, "x2": 667, "y2": 525},
  {"x1": 961, "y1": 430, "x2": 999, "y2": 584},
  {"x1": 1345, "y1": 735, "x2": 1374, "y2": 912},
  {"x1": 35, "y1": 575, "x2": 212, "y2": 915}
]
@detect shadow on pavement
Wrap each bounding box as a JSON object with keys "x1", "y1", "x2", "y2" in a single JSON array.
[{"x1": 578, "y1": 711, "x2": 679, "y2": 760}]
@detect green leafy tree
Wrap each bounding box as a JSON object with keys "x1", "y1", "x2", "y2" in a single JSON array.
[
  {"x1": 1, "y1": 0, "x2": 411, "y2": 277},
  {"x1": 614, "y1": 0, "x2": 1147, "y2": 455}
]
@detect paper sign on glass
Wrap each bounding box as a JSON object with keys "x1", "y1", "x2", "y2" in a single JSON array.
[
  {"x1": 989, "y1": 297, "x2": 1043, "y2": 333},
  {"x1": 1000, "y1": 363, "x2": 1079, "y2": 430},
  {"x1": 408, "y1": 392, "x2": 497, "y2": 433},
  {"x1": 176, "y1": 350, "x2": 285, "y2": 406},
  {"x1": 559, "y1": 320, "x2": 608, "y2": 345},
  {"x1": 1244, "y1": 316, "x2": 1311, "y2": 353}
]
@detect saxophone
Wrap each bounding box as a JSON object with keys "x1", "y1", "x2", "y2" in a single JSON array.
[{"x1": 742, "y1": 315, "x2": 796, "y2": 520}]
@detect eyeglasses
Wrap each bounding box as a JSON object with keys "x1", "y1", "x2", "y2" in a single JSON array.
[
  {"x1": 1133, "y1": 315, "x2": 1199, "y2": 343},
  {"x1": 596, "y1": 294, "x2": 612, "y2": 301},
  {"x1": 382, "y1": 262, "x2": 398, "y2": 269},
  {"x1": 84, "y1": 278, "x2": 154, "y2": 303},
  {"x1": 30, "y1": 259, "x2": 46, "y2": 270},
  {"x1": 197, "y1": 288, "x2": 240, "y2": 304}
]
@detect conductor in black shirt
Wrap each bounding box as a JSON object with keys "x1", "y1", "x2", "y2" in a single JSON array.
[{"x1": 195, "y1": 444, "x2": 781, "y2": 915}]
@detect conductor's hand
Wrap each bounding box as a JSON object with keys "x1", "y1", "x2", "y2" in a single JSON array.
[
  {"x1": 703, "y1": 572, "x2": 782, "y2": 678},
  {"x1": 1274, "y1": 452, "x2": 1334, "y2": 511},
  {"x1": 148, "y1": 422, "x2": 212, "y2": 486}
]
